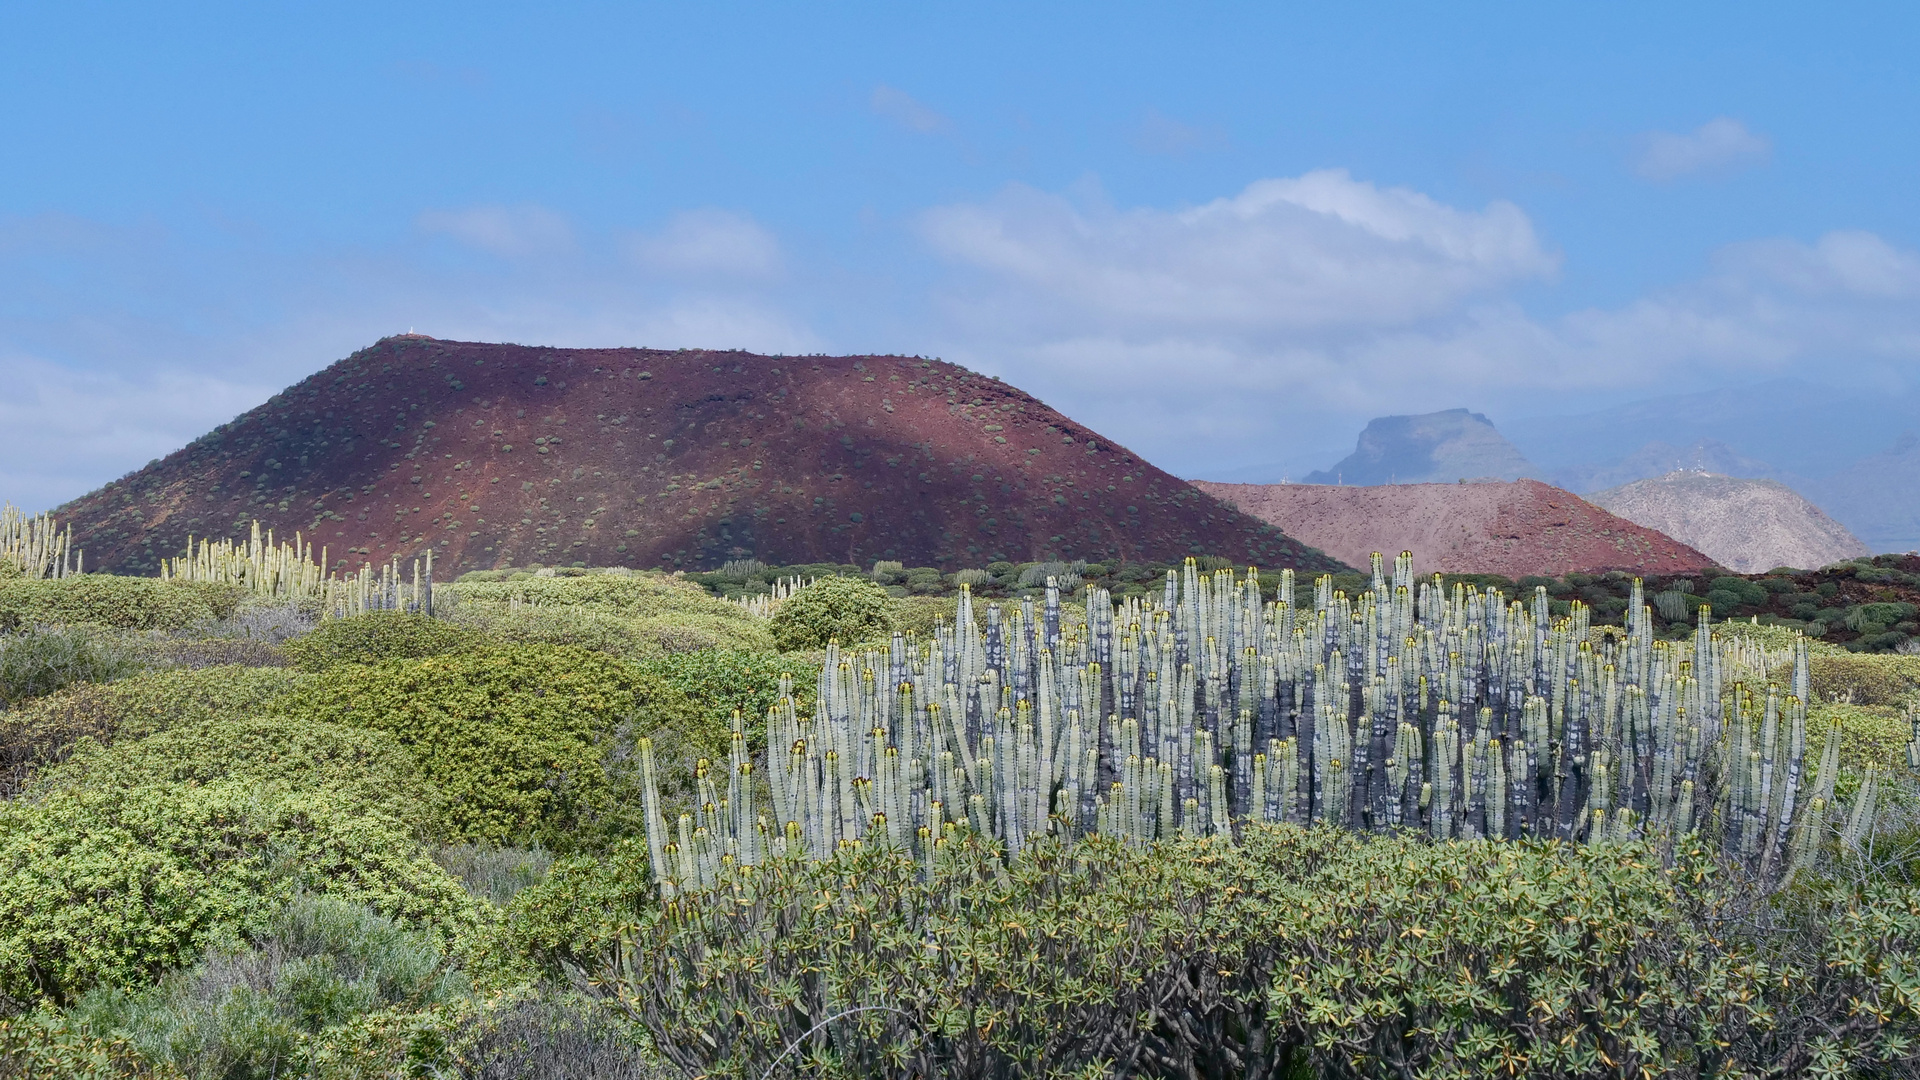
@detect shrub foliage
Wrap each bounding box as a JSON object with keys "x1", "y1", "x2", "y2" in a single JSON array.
[{"x1": 767, "y1": 575, "x2": 893, "y2": 651}]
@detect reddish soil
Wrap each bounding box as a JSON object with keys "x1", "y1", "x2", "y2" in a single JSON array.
[
  {"x1": 58, "y1": 337, "x2": 1345, "y2": 576},
  {"x1": 1191, "y1": 479, "x2": 1719, "y2": 579}
]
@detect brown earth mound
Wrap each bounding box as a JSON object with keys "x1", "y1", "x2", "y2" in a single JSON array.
[
  {"x1": 1190, "y1": 478, "x2": 1718, "y2": 579},
  {"x1": 57, "y1": 337, "x2": 1344, "y2": 575},
  {"x1": 1588, "y1": 472, "x2": 1872, "y2": 573}
]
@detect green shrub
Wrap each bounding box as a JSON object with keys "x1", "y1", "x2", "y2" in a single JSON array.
[
  {"x1": 631, "y1": 649, "x2": 817, "y2": 744},
  {"x1": 768, "y1": 576, "x2": 893, "y2": 651},
  {"x1": 1709, "y1": 575, "x2": 1768, "y2": 608},
  {"x1": 0, "y1": 781, "x2": 469, "y2": 1005},
  {"x1": 0, "y1": 665, "x2": 310, "y2": 799},
  {"x1": 71, "y1": 893, "x2": 469, "y2": 1080},
  {"x1": 278, "y1": 646, "x2": 702, "y2": 850},
  {"x1": 0, "y1": 1008, "x2": 164, "y2": 1079},
  {"x1": 591, "y1": 826, "x2": 1920, "y2": 1079},
  {"x1": 279, "y1": 611, "x2": 481, "y2": 672},
  {"x1": 1809, "y1": 653, "x2": 1920, "y2": 706},
  {"x1": 450, "y1": 605, "x2": 658, "y2": 658},
  {"x1": 0, "y1": 625, "x2": 140, "y2": 709},
  {"x1": 432, "y1": 845, "x2": 554, "y2": 908},
  {"x1": 1809, "y1": 703, "x2": 1912, "y2": 783},
  {"x1": 891, "y1": 596, "x2": 958, "y2": 642},
  {"x1": 33, "y1": 716, "x2": 443, "y2": 837},
  {"x1": 481, "y1": 839, "x2": 657, "y2": 986},
  {"x1": 447, "y1": 989, "x2": 655, "y2": 1080},
  {"x1": 0, "y1": 577, "x2": 240, "y2": 633},
  {"x1": 449, "y1": 573, "x2": 773, "y2": 654}
]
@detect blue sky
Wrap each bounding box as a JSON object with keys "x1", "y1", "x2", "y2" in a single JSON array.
[{"x1": 3, "y1": 2, "x2": 1917, "y2": 509}]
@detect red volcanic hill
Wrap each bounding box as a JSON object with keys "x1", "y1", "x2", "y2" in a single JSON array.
[
  {"x1": 58, "y1": 337, "x2": 1345, "y2": 576},
  {"x1": 1192, "y1": 478, "x2": 1719, "y2": 579}
]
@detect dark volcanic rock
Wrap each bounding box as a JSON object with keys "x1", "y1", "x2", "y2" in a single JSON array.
[{"x1": 57, "y1": 337, "x2": 1344, "y2": 576}]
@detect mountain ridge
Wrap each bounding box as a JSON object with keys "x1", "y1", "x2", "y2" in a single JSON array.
[{"x1": 54, "y1": 337, "x2": 1345, "y2": 575}]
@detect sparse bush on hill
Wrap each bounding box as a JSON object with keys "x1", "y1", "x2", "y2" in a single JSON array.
[
  {"x1": 0, "y1": 577, "x2": 241, "y2": 633},
  {"x1": 768, "y1": 575, "x2": 892, "y2": 651},
  {"x1": 277, "y1": 646, "x2": 703, "y2": 850},
  {"x1": 280, "y1": 610, "x2": 481, "y2": 672}
]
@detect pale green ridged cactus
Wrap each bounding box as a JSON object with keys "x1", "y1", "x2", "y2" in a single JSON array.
[
  {"x1": 0, "y1": 504, "x2": 79, "y2": 579},
  {"x1": 635, "y1": 551, "x2": 1863, "y2": 896},
  {"x1": 164, "y1": 520, "x2": 436, "y2": 617}
]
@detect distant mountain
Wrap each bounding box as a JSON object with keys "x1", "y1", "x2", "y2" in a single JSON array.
[
  {"x1": 53, "y1": 337, "x2": 1344, "y2": 575},
  {"x1": 1303, "y1": 409, "x2": 1538, "y2": 486},
  {"x1": 1587, "y1": 472, "x2": 1870, "y2": 573},
  {"x1": 1816, "y1": 433, "x2": 1920, "y2": 554},
  {"x1": 1553, "y1": 438, "x2": 1781, "y2": 494},
  {"x1": 1192, "y1": 478, "x2": 1717, "y2": 580},
  {"x1": 1503, "y1": 380, "x2": 1920, "y2": 480}
]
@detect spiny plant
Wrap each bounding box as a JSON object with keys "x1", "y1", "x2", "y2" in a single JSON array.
[
  {"x1": 0, "y1": 504, "x2": 80, "y2": 580},
  {"x1": 638, "y1": 552, "x2": 1864, "y2": 895},
  {"x1": 163, "y1": 521, "x2": 438, "y2": 618}
]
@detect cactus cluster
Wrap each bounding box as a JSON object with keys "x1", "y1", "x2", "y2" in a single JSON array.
[
  {"x1": 162, "y1": 522, "x2": 438, "y2": 617},
  {"x1": 730, "y1": 575, "x2": 815, "y2": 619},
  {"x1": 641, "y1": 552, "x2": 1863, "y2": 895},
  {"x1": 0, "y1": 505, "x2": 80, "y2": 579}
]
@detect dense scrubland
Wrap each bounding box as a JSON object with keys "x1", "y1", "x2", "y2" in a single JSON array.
[{"x1": 5, "y1": 513, "x2": 1920, "y2": 1076}]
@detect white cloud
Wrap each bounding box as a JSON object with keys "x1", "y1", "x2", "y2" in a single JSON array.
[
  {"x1": 921, "y1": 170, "x2": 1556, "y2": 333},
  {"x1": 916, "y1": 172, "x2": 1920, "y2": 477},
  {"x1": 1635, "y1": 117, "x2": 1771, "y2": 181},
  {"x1": 870, "y1": 85, "x2": 951, "y2": 134},
  {"x1": 416, "y1": 203, "x2": 574, "y2": 257},
  {"x1": 628, "y1": 209, "x2": 783, "y2": 279},
  {"x1": 0, "y1": 351, "x2": 272, "y2": 513}
]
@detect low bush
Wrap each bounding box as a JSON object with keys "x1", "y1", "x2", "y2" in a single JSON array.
[
  {"x1": 450, "y1": 573, "x2": 774, "y2": 654},
  {"x1": 432, "y1": 844, "x2": 554, "y2": 908},
  {"x1": 32, "y1": 716, "x2": 443, "y2": 836},
  {"x1": 69, "y1": 893, "x2": 469, "y2": 1080},
  {"x1": 1809, "y1": 653, "x2": 1920, "y2": 706},
  {"x1": 0, "y1": 665, "x2": 309, "y2": 798},
  {"x1": 279, "y1": 611, "x2": 481, "y2": 672},
  {"x1": 0, "y1": 779, "x2": 470, "y2": 1006},
  {"x1": 589, "y1": 827, "x2": 1920, "y2": 1079},
  {"x1": 632, "y1": 649, "x2": 817, "y2": 743},
  {"x1": 278, "y1": 646, "x2": 704, "y2": 850},
  {"x1": 0, "y1": 577, "x2": 241, "y2": 633},
  {"x1": 768, "y1": 575, "x2": 893, "y2": 651},
  {"x1": 450, "y1": 605, "x2": 659, "y2": 658},
  {"x1": 0, "y1": 625, "x2": 140, "y2": 709},
  {"x1": 483, "y1": 838, "x2": 657, "y2": 986},
  {"x1": 449, "y1": 988, "x2": 655, "y2": 1080}
]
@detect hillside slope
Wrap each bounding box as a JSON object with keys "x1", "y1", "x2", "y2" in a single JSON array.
[
  {"x1": 1191, "y1": 478, "x2": 1718, "y2": 579},
  {"x1": 1588, "y1": 472, "x2": 1872, "y2": 572},
  {"x1": 56, "y1": 337, "x2": 1343, "y2": 575}
]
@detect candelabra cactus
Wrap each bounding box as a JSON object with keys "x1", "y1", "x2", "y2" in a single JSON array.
[
  {"x1": 637, "y1": 551, "x2": 1865, "y2": 896},
  {"x1": 163, "y1": 522, "x2": 436, "y2": 617},
  {"x1": 0, "y1": 504, "x2": 79, "y2": 579}
]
